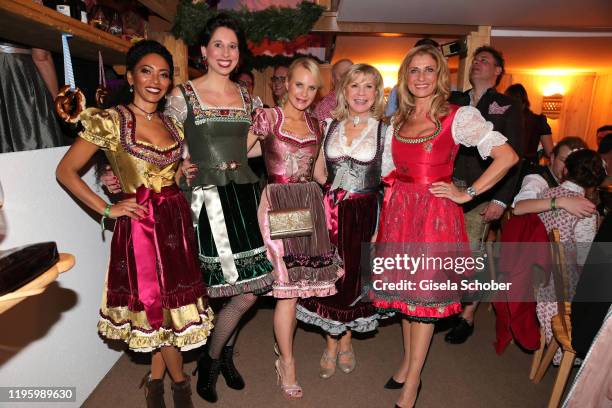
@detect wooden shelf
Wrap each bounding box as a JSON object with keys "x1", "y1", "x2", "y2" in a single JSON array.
[
  {"x1": 0, "y1": 0, "x2": 131, "y2": 64},
  {"x1": 0, "y1": 253, "x2": 75, "y2": 314}
]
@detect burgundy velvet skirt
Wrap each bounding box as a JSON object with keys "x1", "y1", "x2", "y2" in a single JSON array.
[
  {"x1": 98, "y1": 184, "x2": 214, "y2": 352},
  {"x1": 297, "y1": 188, "x2": 380, "y2": 335}
]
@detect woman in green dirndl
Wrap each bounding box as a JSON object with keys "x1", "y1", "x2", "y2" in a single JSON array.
[{"x1": 164, "y1": 15, "x2": 273, "y2": 403}]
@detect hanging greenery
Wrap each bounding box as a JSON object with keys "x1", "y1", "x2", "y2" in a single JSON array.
[{"x1": 172, "y1": 1, "x2": 325, "y2": 47}]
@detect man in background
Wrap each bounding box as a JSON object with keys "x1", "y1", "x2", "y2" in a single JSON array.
[
  {"x1": 270, "y1": 64, "x2": 289, "y2": 106},
  {"x1": 445, "y1": 46, "x2": 523, "y2": 344},
  {"x1": 313, "y1": 58, "x2": 353, "y2": 122}
]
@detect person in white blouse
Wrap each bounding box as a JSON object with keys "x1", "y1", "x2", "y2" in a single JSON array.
[
  {"x1": 370, "y1": 45, "x2": 518, "y2": 408},
  {"x1": 536, "y1": 149, "x2": 606, "y2": 366},
  {"x1": 513, "y1": 136, "x2": 595, "y2": 218},
  {"x1": 297, "y1": 63, "x2": 386, "y2": 380}
]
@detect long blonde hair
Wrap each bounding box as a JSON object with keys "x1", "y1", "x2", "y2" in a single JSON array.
[
  {"x1": 280, "y1": 57, "x2": 322, "y2": 107},
  {"x1": 332, "y1": 63, "x2": 385, "y2": 122},
  {"x1": 394, "y1": 45, "x2": 450, "y2": 126}
]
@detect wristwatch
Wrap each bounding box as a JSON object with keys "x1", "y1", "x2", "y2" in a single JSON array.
[{"x1": 466, "y1": 186, "x2": 477, "y2": 198}]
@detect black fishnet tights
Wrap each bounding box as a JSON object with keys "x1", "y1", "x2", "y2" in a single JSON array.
[{"x1": 207, "y1": 293, "x2": 257, "y2": 359}]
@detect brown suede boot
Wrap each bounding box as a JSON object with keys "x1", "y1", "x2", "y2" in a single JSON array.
[
  {"x1": 171, "y1": 374, "x2": 194, "y2": 408},
  {"x1": 141, "y1": 374, "x2": 166, "y2": 408}
]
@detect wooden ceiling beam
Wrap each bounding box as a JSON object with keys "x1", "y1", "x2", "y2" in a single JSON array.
[
  {"x1": 313, "y1": 11, "x2": 477, "y2": 37},
  {"x1": 135, "y1": 0, "x2": 177, "y2": 23}
]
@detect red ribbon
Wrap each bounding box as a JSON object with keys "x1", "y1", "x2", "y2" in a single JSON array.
[{"x1": 131, "y1": 185, "x2": 166, "y2": 330}]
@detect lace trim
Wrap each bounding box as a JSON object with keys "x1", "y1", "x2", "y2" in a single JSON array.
[
  {"x1": 451, "y1": 106, "x2": 507, "y2": 159},
  {"x1": 165, "y1": 94, "x2": 188, "y2": 124},
  {"x1": 295, "y1": 304, "x2": 380, "y2": 335},
  {"x1": 325, "y1": 119, "x2": 384, "y2": 165},
  {"x1": 381, "y1": 121, "x2": 396, "y2": 177}
]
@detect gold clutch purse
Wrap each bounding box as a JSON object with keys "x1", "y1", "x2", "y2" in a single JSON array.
[{"x1": 268, "y1": 208, "x2": 313, "y2": 240}]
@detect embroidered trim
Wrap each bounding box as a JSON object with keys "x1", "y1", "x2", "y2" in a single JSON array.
[
  {"x1": 182, "y1": 82, "x2": 251, "y2": 126},
  {"x1": 283, "y1": 251, "x2": 336, "y2": 269},
  {"x1": 273, "y1": 106, "x2": 319, "y2": 147},
  {"x1": 198, "y1": 245, "x2": 268, "y2": 263},
  {"x1": 393, "y1": 117, "x2": 442, "y2": 144},
  {"x1": 116, "y1": 105, "x2": 183, "y2": 166}
]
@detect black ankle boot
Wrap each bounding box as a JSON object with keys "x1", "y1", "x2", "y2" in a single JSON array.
[
  {"x1": 193, "y1": 352, "x2": 221, "y2": 403},
  {"x1": 220, "y1": 346, "x2": 245, "y2": 390}
]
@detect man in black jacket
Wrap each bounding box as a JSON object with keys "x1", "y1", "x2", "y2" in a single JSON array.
[{"x1": 445, "y1": 46, "x2": 524, "y2": 344}]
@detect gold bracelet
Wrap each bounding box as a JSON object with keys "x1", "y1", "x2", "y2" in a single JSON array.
[{"x1": 550, "y1": 197, "x2": 557, "y2": 211}]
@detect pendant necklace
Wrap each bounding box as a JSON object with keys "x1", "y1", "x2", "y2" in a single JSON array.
[
  {"x1": 350, "y1": 115, "x2": 361, "y2": 127},
  {"x1": 131, "y1": 103, "x2": 156, "y2": 121}
]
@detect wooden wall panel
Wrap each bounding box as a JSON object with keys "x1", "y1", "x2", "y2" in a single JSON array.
[
  {"x1": 586, "y1": 74, "x2": 612, "y2": 148},
  {"x1": 503, "y1": 72, "x2": 597, "y2": 146}
]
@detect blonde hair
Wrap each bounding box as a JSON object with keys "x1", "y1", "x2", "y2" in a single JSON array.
[
  {"x1": 332, "y1": 64, "x2": 385, "y2": 122},
  {"x1": 394, "y1": 45, "x2": 450, "y2": 127},
  {"x1": 280, "y1": 57, "x2": 322, "y2": 107}
]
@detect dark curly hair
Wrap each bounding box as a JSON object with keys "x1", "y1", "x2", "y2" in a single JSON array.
[
  {"x1": 564, "y1": 149, "x2": 607, "y2": 188},
  {"x1": 107, "y1": 40, "x2": 174, "y2": 111},
  {"x1": 199, "y1": 14, "x2": 247, "y2": 57},
  {"x1": 126, "y1": 40, "x2": 174, "y2": 78}
]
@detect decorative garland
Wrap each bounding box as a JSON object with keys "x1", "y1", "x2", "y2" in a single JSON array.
[{"x1": 172, "y1": 1, "x2": 325, "y2": 46}]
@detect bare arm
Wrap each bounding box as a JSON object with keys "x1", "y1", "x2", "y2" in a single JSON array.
[
  {"x1": 246, "y1": 131, "x2": 262, "y2": 157},
  {"x1": 540, "y1": 134, "x2": 553, "y2": 159},
  {"x1": 514, "y1": 196, "x2": 595, "y2": 217},
  {"x1": 430, "y1": 143, "x2": 518, "y2": 203},
  {"x1": 31, "y1": 48, "x2": 59, "y2": 98},
  {"x1": 56, "y1": 139, "x2": 146, "y2": 219},
  {"x1": 313, "y1": 145, "x2": 327, "y2": 185}
]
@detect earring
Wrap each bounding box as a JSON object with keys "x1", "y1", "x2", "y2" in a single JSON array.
[{"x1": 129, "y1": 85, "x2": 133, "y2": 93}]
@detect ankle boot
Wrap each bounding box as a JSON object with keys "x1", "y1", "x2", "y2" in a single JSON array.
[
  {"x1": 141, "y1": 374, "x2": 166, "y2": 408},
  {"x1": 193, "y1": 352, "x2": 221, "y2": 403},
  {"x1": 220, "y1": 345, "x2": 245, "y2": 390},
  {"x1": 171, "y1": 374, "x2": 194, "y2": 408}
]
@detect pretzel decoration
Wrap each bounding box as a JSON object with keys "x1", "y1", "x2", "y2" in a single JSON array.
[
  {"x1": 95, "y1": 87, "x2": 109, "y2": 108},
  {"x1": 55, "y1": 85, "x2": 86, "y2": 123}
]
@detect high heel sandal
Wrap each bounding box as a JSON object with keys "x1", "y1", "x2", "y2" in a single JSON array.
[
  {"x1": 337, "y1": 347, "x2": 356, "y2": 374},
  {"x1": 274, "y1": 358, "x2": 303, "y2": 400},
  {"x1": 319, "y1": 349, "x2": 337, "y2": 379}
]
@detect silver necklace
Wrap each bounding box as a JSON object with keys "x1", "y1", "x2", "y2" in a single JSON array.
[
  {"x1": 350, "y1": 115, "x2": 361, "y2": 127},
  {"x1": 131, "y1": 103, "x2": 156, "y2": 121}
]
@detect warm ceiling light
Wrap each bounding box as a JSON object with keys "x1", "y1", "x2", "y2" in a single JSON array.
[
  {"x1": 379, "y1": 33, "x2": 404, "y2": 37},
  {"x1": 542, "y1": 82, "x2": 565, "y2": 96},
  {"x1": 372, "y1": 63, "x2": 400, "y2": 88}
]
